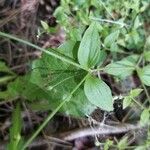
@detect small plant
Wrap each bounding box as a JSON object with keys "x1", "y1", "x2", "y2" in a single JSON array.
[{"x1": 0, "y1": 0, "x2": 150, "y2": 149}]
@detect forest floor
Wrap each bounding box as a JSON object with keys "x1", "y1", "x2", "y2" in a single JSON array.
[{"x1": 0, "y1": 1, "x2": 149, "y2": 150}]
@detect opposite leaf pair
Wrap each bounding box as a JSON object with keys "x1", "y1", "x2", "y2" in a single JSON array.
[{"x1": 78, "y1": 22, "x2": 113, "y2": 111}]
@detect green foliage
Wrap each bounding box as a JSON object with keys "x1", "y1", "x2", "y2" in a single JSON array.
[
  {"x1": 0, "y1": 76, "x2": 51, "y2": 102},
  {"x1": 7, "y1": 103, "x2": 22, "y2": 150},
  {"x1": 41, "y1": 20, "x2": 49, "y2": 31},
  {"x1": 0, "y1": 61, "x2": 16, "y2": 84},
  {"x1": 130, "y1": 89, "x2": 143, "y2": 98},
  {"x1": 117, "y1": 136, "x2": 128, "y2": 150},
  {"x1": 123, "y1": 88, "x2": 143, "y2": 109},
  {"x1": 84, "y1": 74, "x2": 113, "y2": 111},
  {"x1": 0, "y1": 0, "x2": 150, "y2": 149},
  {"x1": 104, "y1": 30, "x2": 120, "y2": 51},
  {"x1": 123, "y1": 96, "x2": 133, "y2": 109},
  {"x1": 144, "y1": 51, "x2": 150, "y2": 62},
  {"x1": 134, "y1": 146, "x2": 146, "y2": 150},
  {"x1": 140, "y1": 109, "x2": 150, "y2": 126},
  {"x1": 104, "y1": 139, "x2": 113, "y2": 150},
  {"x1": 78, "y1": 22, "x2": 101, "y2": 68},
  {"x1": 104, "y1": 55, "x2": 139, "y2": 79},
  {"x1": 0, "y1": 61, "x2": 14, "y2": 74},
  {"x1": 138, "y1": 65, "x2": 150, "y2": 86}
]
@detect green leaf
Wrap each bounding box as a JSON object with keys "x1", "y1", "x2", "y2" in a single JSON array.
[
  {"x1": 134, "y1": 146, "x2": 146, "y2": 150},
  {"x1": 144, "y1": 35, "x2": 150, "y2": 51},
  {"x1": 58, "y1": 40, "x2": 76, "y2": 58},
  {"x1": 32, "y1": 87, "x2": 96, "y2": 117},
  {"x1": 134, "y1": 16, "x2": 141, "y2": 29},
  {"x1": 74, "y1": 0, "x2": 86, "y2": 5},
  {"x1": 30, "y1": 50, "x2": 95, "y2": 116},
  {"x1": 61, "y1": 90, "x2": 96, "y2": 117},
  {"x1": 123, "y1": 88, "x2": 143, "y2": 109},
  {"x1": 0, "y1": 61, "x2": 14, "y2": 74},
  {"x1": 84, "y1": 75, "x2": 113, "y2": 111},
  {"x1": 123, "y1": 96, "x2": 132, "y2": 109},
  {"x1": 0, "y1": 78, "x2": 23, "y2": 100},
  {"x1": 29, "y1": 43, "x2": 78, "y2": 89},
  {"x1": 37, "y1": 72, "x2": 96, "y2": 116},
  {"x1": 7, "y1": 103, "x2": 22, "y2": 150},
  {"x1": 0, "y1": 61, "x2": 16, "y2": 85},
  {"x1": 138, "y1": 65, "x2": 150, "y2": 86},
  {"x1": 24, "y1": 76, "x2": 52, "y2": 101},
  {"x1": 0, "y1": 76, "x2": 51, "y2": 102},
  {"x1": 96, "y1": 50, "x2": 107, "y2": 66},
  {"x1": 117, "y1": 137, "x2": 128, "y2": 150},
  {"x1": 110, "y1": 42, "x2": 120, "y2": 52},
  {"x1": 69, "y1": 28, "x2": 83, "y2": 41},
  {"x1": 144, "y1": 51, "x2": 150, "y2": 62},
  {"x1": 104, "y1": 139, "x2": 113, "y2": 150},
  {"x1": 130, "y1": 88, "x2": 143, "y2": 98},
  {"x1": 45, "y1": 71, "x2": 96, "y2": 116},
  {"x1": 140, "y1": 109, "x2": 149, "y2": 126},
  {"x1": 78, "y1": 22, "x2": 101, "y2": 68},
  {"x1": 104, "y1": 55, "x2": 139, "y2": 79},
  {"x1": 41, "y1": 20, "x2": 49, "y2": 30},
  {"x1": 104, "y1": 30, "x2": 120, "y2": 47}
]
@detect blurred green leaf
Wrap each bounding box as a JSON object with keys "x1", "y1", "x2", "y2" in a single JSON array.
[
  {"x1": 41, "y1": 20, "x2": 49, "y2": 30},
  {"x1": 61, "y1": 90, "x2": 96, "y2": 117},
  {"x1": 123, "y1": 96, "x2": 132, "y2": 109},
  {"x1": 138, "y1": 65, "x2": 150, "y2": 86},
  {"x1": 130, "y1": 88, "x2": 143, "y2": 98},
  {"x1": 104, "y1": 55, "x2": 139, "y2": 79},
  {"x1": 134, "y1": 146, "x2": 146, "y2": 150},
  {"x1": 123, "y1": 88, "x2": 143, "y2": 109},
  {"x1": 140, "y1": 109, "x2": 149, "y2": 126},
  {"x1": 58, "y1": 40, "x2": 76, "y2": 58},
  {"x1": 144, "y1": 35, "x2": 150, "y2": 51},
  {"x1": 104, "y1": 139, "x2": 113, "y2": 150},
  {"x1": 104, "y1": 30, "x2": 120, "y2": 48},
  {"x1": 144, "y1": 51, "x2": 150, "y2": 62},
  {"x1": 0, "y1": 76, "x2": 51, "y2": 102},
  {"x1": 0, "y1": 61, "x2": 14, "y2": 74},
  {"x1": 25, "y1": 46, "x2": 95, "y2": 116},
  {"x1": 96, "y1": 50, "x2": 107, "y2": 66},
  {"x1": 117, "y1": 136, "x2": 128, "y2": 150},
  {"x1": 134, "y1": 16, "x2": 141, "y2": 29}
]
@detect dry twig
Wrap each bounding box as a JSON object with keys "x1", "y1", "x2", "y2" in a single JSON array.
[{"x1": 62, "y1": 123, "x2": 145, "y2": 141}]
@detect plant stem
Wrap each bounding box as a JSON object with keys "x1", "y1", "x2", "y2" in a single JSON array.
[
  {"x1": 131, "y1": 98, "x2": 144, "y2": 110},
  {"x1": 98, "y1": 0, "x2": 114, "y2": 19},
  {"x1": 0, "y1": 32, "x2": 88, "y2": 72},
  {"x1": 22, "y1": 74, "x2": 88, "y2": 150},
  {"x1": 0, "y1": 75, "x2": 16, "y2": 84},
  {"x1": 90, "y1": 17, "x2": 129, "y2": 27},
  {"x1": 91, "y1": 67, "x2": 105, "y2": 72}
]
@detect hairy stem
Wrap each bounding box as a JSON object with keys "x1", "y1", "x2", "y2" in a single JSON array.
[{"x1": 0, "y1": 32, "x2": 88, "y2": 72}]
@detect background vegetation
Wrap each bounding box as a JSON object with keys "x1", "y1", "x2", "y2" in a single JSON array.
[{"x1": 0, "y1": 0, "x2": 150, "y2": 149}]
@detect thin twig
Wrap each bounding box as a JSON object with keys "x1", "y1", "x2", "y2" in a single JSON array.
[
  {"x1": 90, "y1": 17, "x2": 129, "y2": 27},
  {"x1": 98, "y1": 0, "x2": 115, "y2": 19},
  {"x1": 62, "y1": 123, "x2": 145, "y2": 141}
]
